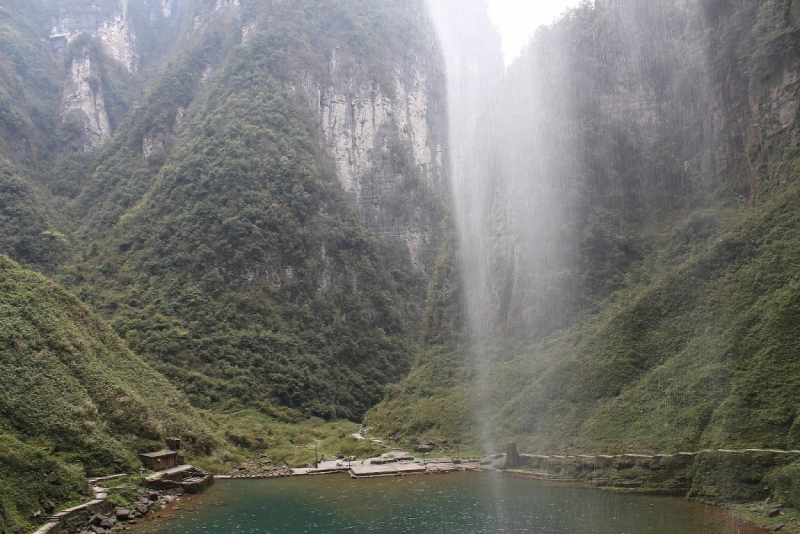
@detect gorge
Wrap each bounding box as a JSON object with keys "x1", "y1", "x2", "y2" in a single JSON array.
[{"x1": 1, "y1": 0, "x2": 800, "y2": 532}]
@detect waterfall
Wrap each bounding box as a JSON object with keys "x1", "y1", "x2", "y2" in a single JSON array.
[{"x1": 426, "y1": 0, "x2": 713, "y2": 451}]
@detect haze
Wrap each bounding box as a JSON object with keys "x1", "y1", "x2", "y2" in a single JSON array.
[{"x1": 487, "y1": 0, "x2": 587, "y2": 64}]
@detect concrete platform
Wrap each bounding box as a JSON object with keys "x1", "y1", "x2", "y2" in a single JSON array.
[
  {"x1": 146, "y1": 464, "x2": 195, "y2": 481},
  {"x1": 349, "y1": 463, "x2": 426, "y2": 478},
  {"x1": 292, "y1": 459, "x2": 357, "y2": 476},
  {"x1": 292, "y1": 466, "x2": 351, "y2": 475}
]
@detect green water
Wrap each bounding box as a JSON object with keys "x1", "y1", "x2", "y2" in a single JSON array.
[{"x1": 135, "y1": 472, "x2": 762, "y2": 533}]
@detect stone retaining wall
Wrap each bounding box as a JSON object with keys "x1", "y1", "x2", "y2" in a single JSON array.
[
  {"x1": 506, "y1": 449, "x2": 800, "y2": 504},
  {"x1": 32, "y1": 486, "x2": 113, "y2": 534}
]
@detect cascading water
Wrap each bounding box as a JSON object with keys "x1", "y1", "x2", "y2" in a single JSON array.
[
  {"x1": 426, "y1": 0, "x2": 713, "y2": 454},
  {"x1": 424, "y1": 0, "x2": 504, "y2": 455}
]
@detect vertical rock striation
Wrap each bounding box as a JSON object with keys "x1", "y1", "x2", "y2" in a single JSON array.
[
  {"x1": 49, "y1": 0, "x2": 139, "y2": 74},
  {"x1": 48, "y1": 0, "x2": 181, "y2": 152},
  {"x1": 294, "y1": 56, "x2": 447, "y2": 272},
  {"x1": 61, "y1": 52, "x2": 112, "y2": 152}
]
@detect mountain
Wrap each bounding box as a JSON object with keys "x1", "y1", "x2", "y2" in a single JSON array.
[
  {"x1": 367, "y1": 0, "x2": 800, "y2": 454},
  {"x1": 0, "y1": 0, "x2": 451, "y2": 420},
  {"x1": 4, "y1": 0, "x2": 800, "y2": 520},
  {"x1": 0, "y1": 0, "x2": 452, "y2": 528}
]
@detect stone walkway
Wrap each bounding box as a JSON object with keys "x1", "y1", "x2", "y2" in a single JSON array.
[{"x1": 33, "y1": 482, "x2": 115, "y2": 534}]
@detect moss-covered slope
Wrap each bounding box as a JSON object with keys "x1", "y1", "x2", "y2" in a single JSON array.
[{"x1": 0, "y1": 256, "x2": 212, "y2": 529}]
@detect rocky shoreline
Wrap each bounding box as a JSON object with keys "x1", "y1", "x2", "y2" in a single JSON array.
[
  {"x1": 31, "y1": 446, "x2": 798, "y2": 534},
  {"x1": 24, "y1": 484, "x2": 187, "y2": 534},
  {"x1": 73, "y1": 488, "x2": 186, "y2": 534}
]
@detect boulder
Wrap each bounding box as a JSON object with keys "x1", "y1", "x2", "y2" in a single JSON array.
[
  {"x1": 768, "y1": 508, "x2": 782, "y2": 518},
  {"x1": 766, "y1": 525, "x2": 786, "y2": 532},
  {"x1": 100, "y1": 517, "x2": 116, "y2": 529},
  {"x1": 148, "y1": 491, "x2": 160, "y2": 501},
  {"x1": 45, "y1": 471, "x2": 60, "y2": 484},
  {"x1": 44, "y1": 501, "x2": 56, "y2": 512},
  {"x1": 115, "y1": 508, "x2": 131, "y2": 520},
  {"x1": 135, "y1": 502, "x2": 149, "y2": 515}
]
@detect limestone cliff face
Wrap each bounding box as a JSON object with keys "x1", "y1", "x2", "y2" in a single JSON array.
[
  {"x1": 61, "y1": 51, "x2": 112, "y2": 153},
  {"x1": 49, "y1": 0, "x2": 181, "y2": 152},
  {"x1": 49, "y1": 0, "x2": 141, "y2": 74},
  {"x1": 464, "y1": 0, "x2": 719, "y2": 332},
  {"x1": 293, "y1": 54, "x2": 447, "y2": 272}
]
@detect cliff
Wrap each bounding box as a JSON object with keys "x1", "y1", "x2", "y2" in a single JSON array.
[
  {"x1": 47, "y1": 0, "x2": 187, "y2": 152},
  {"x1": 367, "y1": 0, "x2": 800, "y2": 459},
  {"x1": 294, "y1": 58, "x2": 446, "y2": 271},
  {"x1": 0, "y1": 6, "x2": 455, "y2": 525},
  {"x1": 0, "y1": 0, "x2": 454, "y2": 423}
]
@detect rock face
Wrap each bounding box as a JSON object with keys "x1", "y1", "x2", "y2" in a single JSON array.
[
  {"x1": 61, "y1": 50, "x2": 113, "y2": 152},
  {"x1": 294, "y1": 54, "x2": 448, "y2": 271},
  {"x1": 49, "y1": 0, "x2": 181, "y2": 152},
  {"x1": 49, "y1": 0, "x2": 140, "y2": 74}
]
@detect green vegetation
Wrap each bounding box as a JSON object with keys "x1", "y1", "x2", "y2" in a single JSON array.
[
  {"x1": 0, "y1": 256, "x2": 212, "y2": 530},
  {"x1": 1, "y1": 0, "x2": 447, "y2": 422},
  {"x1": 0, "y1": 256, "x2": 392, "y2": 529},
  {"x1": 0, "y1": 0, "x2": 448, "y2": 525},
  {"x1": 0, "y1": 434, "x2": 89, "y2": 533},
  {"x1": 0, "y1": 0, "x2": 61, "y2": 167},
  {"x1": 367, "y1": 0, "x2": 800, "y2": 461},
  {"x1": 57, "y1": 0, "x2": 446, "y2": 422},
  {"x1": 73, "y1": 41, "x2": 415, "y2": 419},
  {"x1": 194, "y1": 413, "x2": 385, "y2": 471},
  {"x1": 4, "y1": 0, "x2": 800, "y2": 528},
  {"x1": 0, "y1": 158, "x2": 66, "y2": 268}
]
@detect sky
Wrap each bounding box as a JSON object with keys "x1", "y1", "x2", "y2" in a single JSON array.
[{"x1": 486, "y1": 0, "x2": 586, "y2": 65}]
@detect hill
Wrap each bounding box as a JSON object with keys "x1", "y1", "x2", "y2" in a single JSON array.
[{"x1": 0, "y1": 256, "x2": 212, "y2": 531}]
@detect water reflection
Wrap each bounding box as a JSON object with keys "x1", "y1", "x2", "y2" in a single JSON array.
[{"x1": 132, "y1": 472, "x2": 763, "y2": 533}]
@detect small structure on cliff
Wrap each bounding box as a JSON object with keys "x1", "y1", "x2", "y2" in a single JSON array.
[{"x1": 138, "y1": 438, "x2": 185, "y2": 471}]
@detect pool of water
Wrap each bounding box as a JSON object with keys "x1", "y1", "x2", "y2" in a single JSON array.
[{"x1": 132, "y1": 472, "x2": 763, "y2": 533}]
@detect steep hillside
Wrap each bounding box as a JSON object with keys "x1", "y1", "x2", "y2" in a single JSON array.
[
  {"x1": 371, "y1": 184, "x2": 800, "y2": 452},
  {"x1": 56, "y1": 0, "x2": 450, "y2": 420},
  {"x1": 0, "y1": 0, "x2": 452, "y2": 427},
  {"x1": 0, "y1": 256, "x2": 212, "y2": 531},
  {"x1": 367, "y1": 0, "x2": 800, "y2": 454}
]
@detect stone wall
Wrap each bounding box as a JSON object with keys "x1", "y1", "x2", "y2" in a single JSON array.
[{"x1": 508, "y1": 449, "x2": 800, "y2": 504}]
